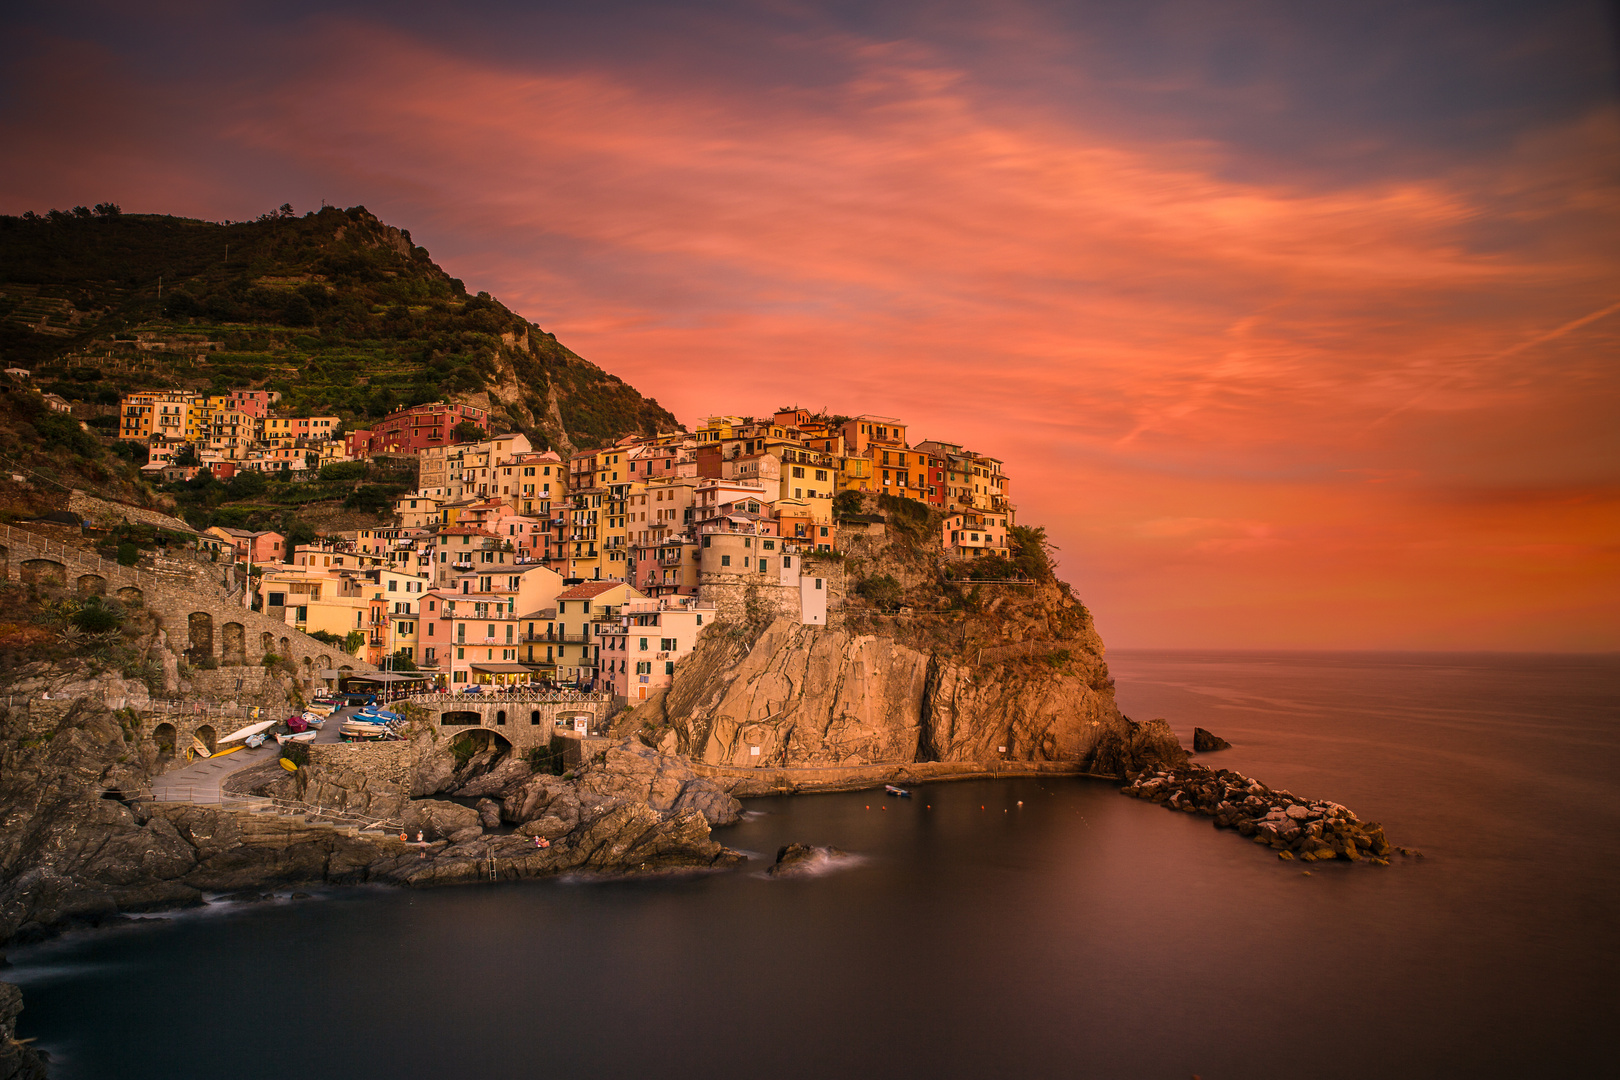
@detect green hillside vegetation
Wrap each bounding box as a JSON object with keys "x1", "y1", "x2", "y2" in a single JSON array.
[{"x1": 0, "y1": 203, "x2": 677, "y2": 451}]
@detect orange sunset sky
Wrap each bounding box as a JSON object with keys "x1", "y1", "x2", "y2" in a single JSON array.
[{"x1": 3, "y1": 1, "x2": 1617, "y2": 650}]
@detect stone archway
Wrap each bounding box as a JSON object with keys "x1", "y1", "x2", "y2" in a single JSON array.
[
  {"x1": 76, "y1": 573, "x2": 106, "y2": 596},
  {"x1": 117, "y1": 586, "x2": 143, "y2": 606},
  {"x1": 261, "y1": 631, "x2": 274, "y2": 654},
  {"x1": 20, "y1": 558, "x2": 65, "y2": 585},
  {"x1": 440, "y1": 710, "x2": 481, "y2": 727},
  {"x1": 193, "y1": 724, "x2": 217, "y2": 754},
  {"x1": 221, "y1": 622, "x2": 246, "y2": 665},
  {"x1": 279, "y1": 636, "x2": 291, "y2": 657},
  {"x1": 153, "y1": 722, "x2": 176, "y2": 755},
  {"x1": 495, "y1": 709, "x2": 507, "y2": 726},
  {"x1": 530, "y1": 710, "x2": 541, "y2": 726},
  {"x1": 186, "y1": 611, "x2": 214, "y2": 662}
]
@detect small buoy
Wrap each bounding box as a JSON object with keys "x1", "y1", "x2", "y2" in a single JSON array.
[
  {"x1": 881, "y1": 806, "x2": 887, "y2": 811},
  {"x1": 1017, "y1": 800, "x2": 1023, "y2": 806},
  {"x1": 926, "y1": 804, "x2": 932, "y2": 809},
  {"x1": 865, "y1": 805, "x2": 870, "y2": 810},
  {"x1": 981, "y1": 805, "x2": 985, "y2": 810}
]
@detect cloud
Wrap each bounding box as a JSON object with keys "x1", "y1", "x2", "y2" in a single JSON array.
[{"x1": 2, "y1": 6, "x2": 1616, "y2": 648}]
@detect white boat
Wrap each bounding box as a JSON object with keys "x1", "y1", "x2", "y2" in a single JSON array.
[
  {"x1": 276, "y1": 731, "x2": 317, "y2": 745},
  {"x1": 217, "y1": 719, "x2": 278, "y2": 745}
]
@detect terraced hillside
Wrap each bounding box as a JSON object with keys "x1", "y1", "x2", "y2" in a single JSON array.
[{"x1": 0, "y1": 204, "x2": 677, "y2": 453}]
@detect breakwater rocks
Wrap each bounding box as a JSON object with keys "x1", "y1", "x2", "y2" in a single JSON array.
[{"x1": 1122, "y1": 765, "x2": 1409, "y2": 864}]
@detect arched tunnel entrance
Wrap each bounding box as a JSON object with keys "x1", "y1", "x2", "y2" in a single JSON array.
[{"x1": 447, "y1": 728, "x2": 514, "y2": 789}]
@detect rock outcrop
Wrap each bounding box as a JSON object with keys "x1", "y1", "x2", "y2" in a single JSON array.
[
  {"x1": 1193, "y1": 727, "x2": 1232, "y2": 752},
  {"x1": 0, "y1": 982, "x2": 49, "y2": 1080}
]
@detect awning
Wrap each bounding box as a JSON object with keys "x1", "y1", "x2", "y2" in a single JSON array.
[
  {"x1": 468, "y1": 663, "x2": 539, "y2": 674},
  {"x1": 344, "y1": 672, "x2": 434, "y2": 684}
]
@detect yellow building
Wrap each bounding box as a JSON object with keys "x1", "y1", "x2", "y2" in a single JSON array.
[{"x1": 120, "y1": 391, "x2": 196, "y2": 441}]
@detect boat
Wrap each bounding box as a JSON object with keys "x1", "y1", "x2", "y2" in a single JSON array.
[
  {"x1": 190, "y1": 738, "x2": 212, "y2": 759},
  {"x1": 211, "y1": 745, "x2": 243, "y2": 758},
  {"x1": 244, "y1": 733, "x2": 268, "y2": 749},
  {"x1": 216, "y1": 719, "x2": 279, "y2": 746},
  {"x1": 278, "y1": 758, "x2": 299, "y2": 772},
  {"x1": 884, "y1": 784, "x2": 912, "y2": 798},
  {"x1": 276, "y1": 731, "x2": 317, "y2": 745}
]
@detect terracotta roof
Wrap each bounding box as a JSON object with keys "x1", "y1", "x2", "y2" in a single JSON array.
[
  {"x1": 557, "y1": 581, "x2": 627, "y2": 600},
  {"x1": 438, "y1": 526, "x2": 496, "y2": 536}
]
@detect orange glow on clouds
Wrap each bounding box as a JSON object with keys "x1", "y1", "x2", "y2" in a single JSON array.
[{"x1": 3, "y1": 13, "x2": 1616, "y2": 649}]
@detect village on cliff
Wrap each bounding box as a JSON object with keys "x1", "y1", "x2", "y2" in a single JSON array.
[{"x1": 114, "y1": 393, "x2": 1016, "y2": 700}]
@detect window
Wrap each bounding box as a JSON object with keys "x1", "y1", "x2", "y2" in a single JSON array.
[
  {"x1": 815, "y1": 579, "x2": 823, "y2": 590},
  {"x1": 792, "y1": 466, "x2": 804, "y2": 478},
  {"x1": 763, "y1": 540, "x2": 775, "y2": 551},
  {"x1": 456, "y1": 647, "x2": 464, "y2": 659},
  {"x1": 636, "y1": 661, "x2": 652, "y2": 675},
  {"x1": 783, "y1": 556, "x2": 792, "y2": 568},
  {"x1": 758, "y1": 558, "x2": 767, "y2": 572},
  {"x1": 665, "y1": 661, "x2": 675, "y2": 675},
  {"x1": 720, "y1": 554, "x2": 731, "y2": 566},
  {"x1": 639, "y1": 637, "x2": 649, "y2": 651},
  {"x1": 696, "y1": 614, "x2": 703, "y2": 626}
]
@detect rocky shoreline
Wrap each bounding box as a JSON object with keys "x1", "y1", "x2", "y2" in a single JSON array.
[{"x1": 1122, "y1": 763, "x2": 1415, "y2": 863}]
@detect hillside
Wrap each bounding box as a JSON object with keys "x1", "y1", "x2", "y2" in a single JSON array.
[{"x1": 0, "y1": 203, "x2": 677, "y2": 453}]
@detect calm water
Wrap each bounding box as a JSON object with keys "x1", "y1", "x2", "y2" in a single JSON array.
[{"x1": 7, "y1": 651, "x2": 1617, "y2": 1079}]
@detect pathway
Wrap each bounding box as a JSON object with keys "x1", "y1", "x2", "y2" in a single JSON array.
[
  {"x1": 149, "y1": 702, "x2": 361, "y2": 802},
  {"x1": 150, "y1": 741, "x2": 281, "y2": 803}
]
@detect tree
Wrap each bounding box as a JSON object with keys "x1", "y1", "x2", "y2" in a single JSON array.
[
  {"x1": 453, "y1": 420, "x2": 485, "y2": 442},
  {"x1": 172, "y1": 444, "x2": 201, "y2": 466},
  {"x1": 387, "y1": 649, "x2": 419, "y2": 672},
  {"x1": 834, "y1": 490, "x2": 865, "y2": 517},
  {"x1": 1008, "y1": 525, "x2": 1056, "y2": 581},
  {"x1": 227, "y1": 469, "x2": 267, "y2": 500}
]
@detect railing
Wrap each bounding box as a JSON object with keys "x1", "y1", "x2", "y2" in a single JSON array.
[{"x1": 405, "y1": 690, "x2": 611, "y2": 706}]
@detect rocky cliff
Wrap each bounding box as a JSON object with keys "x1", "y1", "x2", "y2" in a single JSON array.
[{"x1": 633, "y1": 573, "x2": 1187, "y2": 790}]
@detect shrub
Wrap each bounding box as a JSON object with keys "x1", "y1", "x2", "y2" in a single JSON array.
[
  {"x1": 856, "y1": 574, "x2": 904, "y2": 611},
  {"x1": 116, "y1": 542, "x2": 140, "y2": 566}
]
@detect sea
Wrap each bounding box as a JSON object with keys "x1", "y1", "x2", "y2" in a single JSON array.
[{"x1": 4, "y1": 651, "x2": 1616, "y2": 1079}]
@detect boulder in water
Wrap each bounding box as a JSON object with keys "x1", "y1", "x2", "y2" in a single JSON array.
[
  {"x1": 767, "y1": 843, "x2": 848, "y2": 876},
  {"x1": 1193, "y1": 727, "x2": 1232, "y2": 752}
]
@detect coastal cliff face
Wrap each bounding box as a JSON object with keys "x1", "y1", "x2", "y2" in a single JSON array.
[{"x1": 633, "y1": 579, "x2": 1186, "y2": 786}]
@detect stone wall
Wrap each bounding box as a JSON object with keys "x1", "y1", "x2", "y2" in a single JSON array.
[{"x1": 0, "y1": 523, "x2": 375, "y2": 691}]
